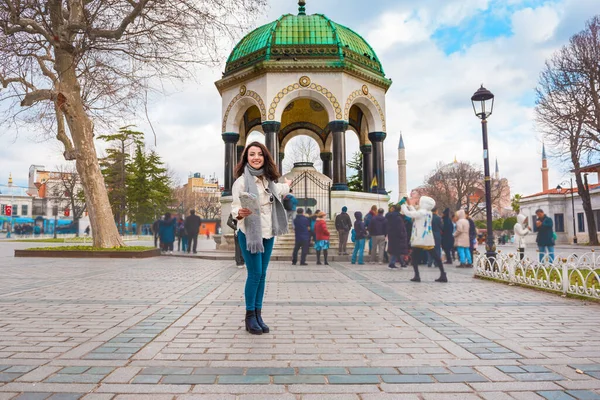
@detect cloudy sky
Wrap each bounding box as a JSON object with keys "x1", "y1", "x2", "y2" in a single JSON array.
[{"x1": 3, "y1": 0, "x2": 600, "y2": 199}]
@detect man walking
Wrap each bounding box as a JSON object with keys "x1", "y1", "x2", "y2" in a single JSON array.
[
  {"x1": 368, "y1": 208, "x2": 387, "y2": 264},
  {"x1": 292, "y1": 208, "x2": 310, "y2": 266},
  {"x1": 184, "y1": 210, "x2": 202, "y2": 254},
  {"x1": 335, "y1": 206, "x2": 352, "y2": 256},
  {"x1": 534, "y1": 208, "x2": 555, "y2": 263},
  {"x1": 364, "y1": 205, "x2": 377, "y2": 255},
  {"x1": 151, "y1": 218, "x2": 160, "y2": 248}
]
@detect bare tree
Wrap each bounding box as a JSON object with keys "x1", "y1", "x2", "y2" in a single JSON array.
[
  {"x1": 283, "y1": 137, "x2": 322, "y2": 173},
  {"x1": 50, "y1": 164, "x2": 87, "y2": 235},
  {"x1": 423, "y1": 161, "x2": 510, "y2": 219},
  {"x1": 0, "y1": 0, "x2": 266, "y2": 247},
  {"x1": 195, "y1": 193, "x2": 221, "y2": 220},
  {"x1": 535, "y1": 17, "x2": 599, "y2": 244}
]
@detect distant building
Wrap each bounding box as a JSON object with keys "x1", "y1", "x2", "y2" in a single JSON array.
[
  {"x1": 520, "y1": 149, "x2": 600, "y2": 244},
  {"x1": 0, "y1": 173, "x2": 33, "y2": 223}
]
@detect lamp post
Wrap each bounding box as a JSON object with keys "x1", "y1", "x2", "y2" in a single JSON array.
[
  {"x1": 471, "y1": 85, "x2": 496, "y2": 263},
  {"x1": 556, "y1": 177, "x2": 577, "y2": 244}
]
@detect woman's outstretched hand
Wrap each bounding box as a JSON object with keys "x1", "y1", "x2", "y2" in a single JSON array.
[{"x1": 284, "y1": 178, "x2": 292, "y2": 187}]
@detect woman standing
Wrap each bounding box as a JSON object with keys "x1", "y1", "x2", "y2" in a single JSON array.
[
  {"x1": 231, "y1": 141, "x2": 291, "y2": 335},
  {"x1": 453, "y1": 210, "x2": 472, "y2": 268},
  {"x1": 314, "y1": 211, "x2": 330, "y2": 265},
  {"x1": 176, "y1": 217, "x2": 188, "y2": 253},
  {"x1": 386, "y1": 205, "x2": 408, "y2": 269},
  {"x1": 159, "y1": 212, "x2": 176, "y2": 255},
  {"x1": 351, "y1": 211, "x2": 368, "y2": 265}
]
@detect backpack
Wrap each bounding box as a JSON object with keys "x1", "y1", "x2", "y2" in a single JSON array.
[
  {"x1": 283, "y1": 194, "x2": 295, "y2": 211},
  {"x1": 351, "y1": 228, "x2": 356, "y2": 243}
]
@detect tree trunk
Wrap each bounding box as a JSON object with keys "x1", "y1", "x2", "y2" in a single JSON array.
[
  {"x1": 55, "y1": 49, "x2": 124, "y2": 248},
  {"x1": 575, "y1": 173, "x2": 599, "y2": 245}
]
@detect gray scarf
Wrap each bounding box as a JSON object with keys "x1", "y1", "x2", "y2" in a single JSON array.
[{"x1": 244, "y1": 165, "x2": 288, "y2": 254}]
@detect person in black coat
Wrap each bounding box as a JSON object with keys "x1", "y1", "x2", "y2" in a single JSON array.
[
  {"x1": 184, "y1": 210, "x2": 202, "y2": 254},
  {"x1": 385, "y1": 206, "x2": 408, "y2": 269},
  {"x1": 466, "y1": 209, "x2": 477, "y2": 262},
  {"x1": 292, "y1": 208, "x2": 310, "y2": 266},
  {"x1": 441, "y1": 208, "x2": 455, "y2": 264},
  {"x1": 427, "y1": 207, "x2": 443, "y2": 267}
]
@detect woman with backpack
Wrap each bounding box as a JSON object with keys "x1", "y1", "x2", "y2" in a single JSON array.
[{"x1": 351, "y1": 211, "x2": 368, "y2": 265}]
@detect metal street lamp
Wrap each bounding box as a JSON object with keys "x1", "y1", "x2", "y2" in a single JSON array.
[
  {"x1": 471, "y1": 85, "x2": 496, "y2": 264},
  {"x1": 556, "y1": 177, "x2": 577, "y2": 244}
]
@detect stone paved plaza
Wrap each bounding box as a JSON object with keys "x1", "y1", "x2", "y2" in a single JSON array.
[{"x1": 1, "y1": 241, "x2": 600, "y2": 399}]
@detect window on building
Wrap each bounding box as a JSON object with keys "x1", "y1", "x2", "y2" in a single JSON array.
[
  {"x1": 577, "y1": 213, "x2": 585, "y2": 233},
  {"x1": 21, "y1": 205, "x2": 28, "y2": 216},
  {"x1": 12, "y1": 204, "x2": 18, "y2": 216},
  {"x1": 554, "y1": 213, "x2": 565, "y2": 233}
]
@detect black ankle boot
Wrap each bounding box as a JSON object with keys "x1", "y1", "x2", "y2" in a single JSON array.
[
  {"x1": 255, "y1": 308, "x2": 269, "y2": 333},
  {"x1": 245, "y1": 310, "x2": 262, "y2": 335},
  {"x1": 410, "y1": 265, "x2": 421, "y2": 282},
  {"x1": 324, "y1": 250, "x2": 329, "y2": 265},
  {"x1": 316, "y1": 250, "x2": 322, "y2": 265},
  {"x1": 435, "y1": 272, "x2": 448, "y2": 282}
]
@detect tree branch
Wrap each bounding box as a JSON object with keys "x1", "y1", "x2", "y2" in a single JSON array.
[{"x1": 20, "y1": 89, "x2": 56, "y2": 106}]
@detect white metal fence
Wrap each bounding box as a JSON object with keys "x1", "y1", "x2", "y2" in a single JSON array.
[{"x1": 474, "y1": 251, "x2": 600, "y2": 299}]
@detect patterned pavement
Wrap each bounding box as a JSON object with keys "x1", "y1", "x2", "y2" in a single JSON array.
[{"x1": 0, "y1": 240, "x2": 599, "y2": 399}]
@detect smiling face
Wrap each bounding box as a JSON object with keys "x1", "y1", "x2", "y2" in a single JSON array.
[{"x1": 247, "y1": 146, "x2": 265, "y2": 169}]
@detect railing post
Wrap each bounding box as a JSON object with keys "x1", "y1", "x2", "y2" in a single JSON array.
[{"x1": 562, "y1": 260, "x2": 569, "y2": 296}]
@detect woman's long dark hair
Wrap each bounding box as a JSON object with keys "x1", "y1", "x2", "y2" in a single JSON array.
[{"x1": 234, "y1": 141, "x2": 280, "y2": 181}]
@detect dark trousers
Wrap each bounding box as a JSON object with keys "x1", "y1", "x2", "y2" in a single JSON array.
[
  {"x1": 411, "y1": 247, "x2": 445, "y2": 278},
  {"x1": 162, "y1": 241, "x2": 174, "y2": 251},
  {"x1": 154, "y1": 234, "x2": 159, "y2": 248},
  {"x1": 188, "y1": 234, "x2": 198, "y2": 253},
  {"x1": 443, "y1": 247, "x2": 453, "y2": 263},
  {"x1": 292, "y1": 240, "x2": 309, "y2": 265},
  {"x1": 338, "y1": 230, "x2": 349, "y2": 254}
]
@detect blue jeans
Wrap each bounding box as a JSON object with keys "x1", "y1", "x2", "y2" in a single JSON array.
[
  {"x1": 352, "y1": 239, "x2": 366, "y2": 264},
  {"x1": 457, "y1": 246, "x2": 472, "y2": 264},
  {"x1": 238, "y1": 231, "x2": 275, "y2": 311},
  {"x1": 538, "y1": 245, "x2": 555, "y2": 263}
]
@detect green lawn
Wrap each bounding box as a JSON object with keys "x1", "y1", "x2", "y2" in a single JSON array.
[
  {"x1": 512, "y1": 266, "x2": 600, "y2": 290},
  {"x1": 13, "y1": 238, "x2": 91, "y2": 243}
]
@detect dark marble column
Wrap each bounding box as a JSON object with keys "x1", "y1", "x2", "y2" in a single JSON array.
[
  {"x1": 262, "y1": 121, "x2": 281, "y2": 171},
  {"x1": 236, "y1": 145, "x2": 244, "y2": 164},
  {"x1": 329, "y1": 120, "x2": 349, "y2": 191},
  {"x1": 320, "y1": 152, "x2": 332, "y2": 179},
  {"x1": 279, "y1": 152, "x2": 285, "y2": 175},
  {"x1": 360, "y1": 145, "x2": 373, "y2": 193},
  {"x1": 222, "y1": 132, "x2": 240, "y2": 196},
  {"x1": 368, "y1": 131, "x2": 387, "y2": 194}
]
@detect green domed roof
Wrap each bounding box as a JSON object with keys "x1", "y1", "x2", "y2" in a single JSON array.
[{"x1": 224, "y1": 10, "x2": 385, "y2": 78}]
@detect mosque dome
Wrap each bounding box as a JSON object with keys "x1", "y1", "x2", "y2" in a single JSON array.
[{"x1": 224, "y1": 2, "x2": 386, "y2": 79}]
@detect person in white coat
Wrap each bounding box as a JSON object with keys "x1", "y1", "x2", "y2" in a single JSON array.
[
  {"x1": 231, "y1": 141, "x2": 291, "y2": 335},
  {"x1": 401, "y1": 196, "x2": 447, "y2": 283},
  {"x1": 514, "y1": 214, "x2": 530, "y2": 261}
]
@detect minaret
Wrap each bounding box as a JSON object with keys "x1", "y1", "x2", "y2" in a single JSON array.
[
  {"x1": 541, "y1": 144, "x2": 549, "y2": 192},
  {"x1": 397, "y1": 134, "x2": 407, "y2": 200},
  {"x1": 8, "y1": 173, "x2": 13, "y2": 187},
  {"x1": 495, "y1": 158, "x2": 499, "y2": 180}
]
